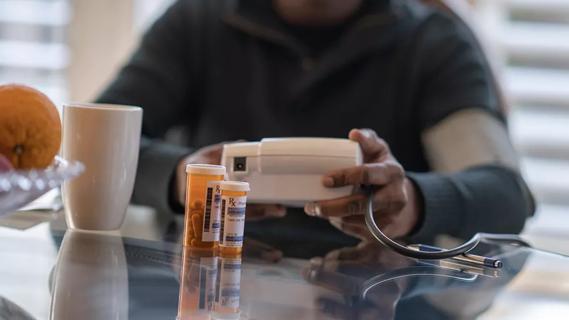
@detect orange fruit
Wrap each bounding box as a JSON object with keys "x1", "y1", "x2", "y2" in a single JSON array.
[{"x1": 0, "y1": 84, "x2": 61, "y2": 169}]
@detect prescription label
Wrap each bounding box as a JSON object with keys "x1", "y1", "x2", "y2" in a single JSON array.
[
  {"x1": 220, "y1": 195, "x2": 247, "y2": 247},
  {"x1": 202, "y1": 181, "x2": 222, "y2": 242}
]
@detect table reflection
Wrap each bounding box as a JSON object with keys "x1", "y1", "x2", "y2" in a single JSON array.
[
  {"x1": 42, "y1": 221, "x2": 535, "y2": 320},
  {"x1": 214, "y1": 255, "x2": 242, "y2": 319},
  {"x1": 303, "y1": 242, "x2": 530, "y2": 320},
  {"x1": 177, "y1": 248, "x2": 243, "y2": 320},
  {"x1": 49, "y1": 230, "x2": 128, "y2": 320}
]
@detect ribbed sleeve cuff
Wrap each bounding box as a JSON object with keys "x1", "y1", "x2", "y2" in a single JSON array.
[
  {"x1": 133, "y1": 140, "x2": 191, "y2": 214},
  {"x1": 405, "y1": 172, "x2": 463, "y2": 243}
]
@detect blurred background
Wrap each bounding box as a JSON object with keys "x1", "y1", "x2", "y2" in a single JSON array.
[{"x1": 0, "y1": 0, "x2": 567, "y2": 253}]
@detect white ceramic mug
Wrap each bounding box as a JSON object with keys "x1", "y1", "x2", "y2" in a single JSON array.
[{"x1": 62, "y1": 103, "x2": 142, "y2": 230}]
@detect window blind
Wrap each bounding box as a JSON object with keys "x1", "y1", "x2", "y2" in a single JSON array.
[
  {"x1": 469, "y1": 0, "x2": 569, "y2": 253},
  {"x1": 0, "y1": 0, "x2": 69, "y2": 107}
]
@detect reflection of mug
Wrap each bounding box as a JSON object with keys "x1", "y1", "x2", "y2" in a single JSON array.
[
  {"x1": 50, "y1": 230, "x2": 128, "y2": 319},
  {"x1": 62, "y1": 103, "x2": 142, "y2": 230}
]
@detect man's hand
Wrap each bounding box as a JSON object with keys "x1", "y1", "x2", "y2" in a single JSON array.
[
  {"x1": 304, "y1": 129, "x2": 422, "y2": 240},
  {"x1": 176, "y1": 143, "x2": 286, "y2": 220}
]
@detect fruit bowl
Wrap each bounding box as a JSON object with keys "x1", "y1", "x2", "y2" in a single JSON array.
[{"x1": 0, "y1": 156, "x2": 84, "y2": 217}]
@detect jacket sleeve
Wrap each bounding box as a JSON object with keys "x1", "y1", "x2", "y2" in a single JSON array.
[
  {"x1": 407, "y1": 164, "x2": 535, "y2": 243},
  {"x1": 96, "y1": 0, "x2": 197, "y2": 213}
]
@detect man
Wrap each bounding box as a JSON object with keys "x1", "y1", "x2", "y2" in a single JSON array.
[{"x1": 98, "y1": 0, "x2": 535, "y2": 257}]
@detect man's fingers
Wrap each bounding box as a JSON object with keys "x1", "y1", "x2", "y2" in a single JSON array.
[
  {"x1": 348, "y1": 128, "x2": 389, "y2": 159},
  {"x1": 305, "y1": 194, "x2": 367, "y2": 218},
  {"x1": 323, "y1": 161, "x2": 404, "y2": 188},
  {"x1": 329, "y1": 217, "x2": 371, "y2": 241},
  {"x1": 177, "y1": 140, "x2": 243, "y2": 205},
  {"x1": 246, "y1": 204, "x2": 286, "y2": 221},
  {"x1": 372, "y1": 182, "x2": 408, "y2": 214},
  {"x1": 307, "y1": 184, "x2": 406, "y2": 217}
]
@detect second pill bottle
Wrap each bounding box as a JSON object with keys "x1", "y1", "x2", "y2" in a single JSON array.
[
  {"x1": 219, "y1": 181, "x2": 250, "y2": 256},
  {"x1": 184, "y1": 164, "x2": 226, "y2": 249}
]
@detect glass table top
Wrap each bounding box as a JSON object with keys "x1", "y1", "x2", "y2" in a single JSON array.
[{"x1": 0, "y1": 207, "x2": 568, "y2": 320}]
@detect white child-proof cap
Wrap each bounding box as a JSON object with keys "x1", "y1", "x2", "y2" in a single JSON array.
[
  {"x1": 220, "y1": 181, "x2": 250, "y2": 192},
  {"x1": 185, "y1": 164, "x2": 226, "y2": 175}
]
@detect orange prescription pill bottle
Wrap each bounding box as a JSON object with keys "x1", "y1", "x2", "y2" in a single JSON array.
[
  {"x1": 219, "y1": 181, "x2": 250, "y2": 256},
  {"x1": 184, "y1": 164, "x2": 226, "y2": 249}
]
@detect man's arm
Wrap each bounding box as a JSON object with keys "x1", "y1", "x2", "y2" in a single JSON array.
[
  {"x1": 405, "y1": 8, "x2": 534, "y2": 242},
  {"x1": 97, "y1": 0, "x2": 197, "y2": 213},
  {"x1": 407, "y1": 109, "x2": 535, "y2": 243},
  {"x1": 306, "y1": 120, "x2": 534, "y2": 243},
  {"x1": 306, "y1": 8, "x2": 534, "y2": 242}
]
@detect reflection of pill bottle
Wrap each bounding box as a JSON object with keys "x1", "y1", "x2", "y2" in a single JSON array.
[
  {"x1": 219, "y1": 181, "x2": 250, "y2": 256},
  {"x1": 177, "y1": 248, "x2": 218, "y2": 320},
  {"x1": 212, "y1": 256, "x2": 242, "y2": 320},
  {"x1": 184, "y1": 164, "x2": 226, "y2": 249}
]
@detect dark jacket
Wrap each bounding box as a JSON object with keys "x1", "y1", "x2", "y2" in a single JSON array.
[{"x1": 98, "y1": 0, "x2": 535, "y2": 257}]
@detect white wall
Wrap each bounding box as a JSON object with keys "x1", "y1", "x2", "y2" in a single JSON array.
[{"x1": 67, "y1": 0, "x2": 136, "y2": 102}]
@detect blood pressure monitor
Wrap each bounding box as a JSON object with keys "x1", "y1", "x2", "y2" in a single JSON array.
[{"x1": 221, "y1": 138, "x2": 363, "y2": 207}]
